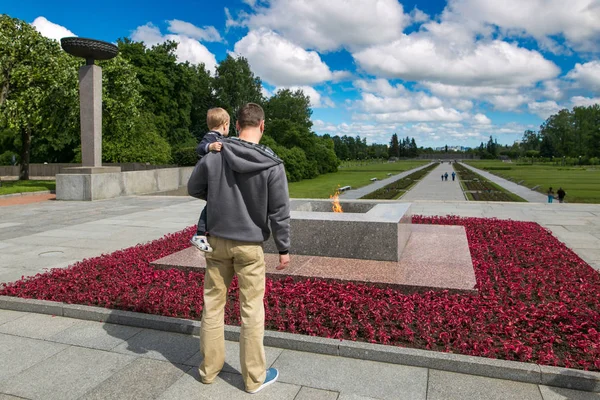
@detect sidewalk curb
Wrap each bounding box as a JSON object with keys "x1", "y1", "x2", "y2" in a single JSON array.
[
  {"x1": 1, "y1": 295, "x2": 599, "y2": 393},
  {"x1": 0, "y1": 190, "x2": 54, "y2": 199}
]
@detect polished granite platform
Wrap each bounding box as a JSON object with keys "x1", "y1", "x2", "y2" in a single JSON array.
[{"x1": 151, "y1": 224, "x2": 477, "y2": 294}]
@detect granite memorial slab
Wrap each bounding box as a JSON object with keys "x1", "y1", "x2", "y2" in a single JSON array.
[{"x1": 261, "y1": 200, "x2": 412, "y2": 261}]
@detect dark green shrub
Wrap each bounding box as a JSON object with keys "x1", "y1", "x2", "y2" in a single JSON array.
[{"x1": 173, "y1": 146, "x2": 198, "y2": 166}]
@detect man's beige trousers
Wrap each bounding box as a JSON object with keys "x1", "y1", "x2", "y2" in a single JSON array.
[{"x1": 199, "y1": 236, "x2": 267, "y2": 392}]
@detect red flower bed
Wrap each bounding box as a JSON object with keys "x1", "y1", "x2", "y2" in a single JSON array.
[{"x1": 2, "y1": 218, "x2": 599, "y2": 371}]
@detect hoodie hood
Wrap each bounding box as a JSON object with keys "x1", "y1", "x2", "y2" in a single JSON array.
[{"x1": 221, "y1": 137, "x2": 282, "y2": 174}]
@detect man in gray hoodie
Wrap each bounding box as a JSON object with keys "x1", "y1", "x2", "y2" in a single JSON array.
[{"x1": 188, "y1": 102, "x2": 290, "y2": 394}]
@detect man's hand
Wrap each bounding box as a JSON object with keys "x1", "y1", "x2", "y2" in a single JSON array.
[
  {"x1": 277, "y1": 253, "x2": 290, "y2": 270},
  {"x1": 209, "y1": 142, "x2": 223, "y2": 152}
]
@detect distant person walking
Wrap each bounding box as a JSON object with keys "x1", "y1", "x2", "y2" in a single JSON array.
[
  {"x1": 441, "y1": 174, "x2": 444, "y2": 182},
  {"x1": 444, "y1": 172, "x2": 449, "y2": 181},
  {"x1": 451, "y1": 171, "x2": 456, "y2": 181},
  {"x1": 557, "y1": 187, "x2": 566, "y2": 203},
  {"x1": 547, "y1": 187, "x2": 555, "y2": 203}
]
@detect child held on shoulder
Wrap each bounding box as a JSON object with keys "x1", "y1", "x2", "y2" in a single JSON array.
[{"x1": 190, "y1": 107, "x2": 230, "y2": 252}]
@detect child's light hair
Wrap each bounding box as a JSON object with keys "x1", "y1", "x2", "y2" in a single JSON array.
[{"x1": 207, "y1": 108, "x2": 230, "y2": 130}]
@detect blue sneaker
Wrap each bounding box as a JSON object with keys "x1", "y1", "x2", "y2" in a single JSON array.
[{"x1": 247, "y1": 368, "x2": 279, "y2": 394}]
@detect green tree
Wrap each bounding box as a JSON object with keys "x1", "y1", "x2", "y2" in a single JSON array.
[
  {"x1": 539, "y1": 134, "x2": 555, "y2": 158},
  {"x1": 213, "y1": 55, "x2": 263, "y2": 135},
  {"x1": 409, "y1": 138, "x2": 418, "y2": 157},
  {"x1": 521, "y1": 130, "x2": 540, "y2": 151},
  {"x1": 540, "y1": 109, "x2": 574, "y2": 157},
  {"x1": 98, "y1": 56, "x2": 171, "y2": 164},
  {"x1": 389, "y1": 133, "x2": 399, "y2": 158},
  {"x1": 0, "y1": 15, "x2": 79, "y2": 179},
  {"x1": 264, "y1": 88, "x2": 312, "y2": 130},
  {"x1": 117, "y1": 39, "x2": 200, "y2": 148}
]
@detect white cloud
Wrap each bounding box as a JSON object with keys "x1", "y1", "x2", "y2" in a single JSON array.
[
  {"x1": 313, "y1": 121, "x2": 400, "y2": 144},
  {"x1": 570, "y1": 96, "x2": 600, "y2": 107},
  {"x1": 566, "y1": 61, "x2": 600, "y2": 92},
  {"x1": 527, "y1": 101, "x2": 562, "y2": 119},
  {"x1": 353, "y1": 79, "x2": 466, "y2": 122},
  {"x1": 410, "y1": 7, "x2": 430, "y2": 24},
  {"x1": 353, "y1": 37, "x2": 559, "y2": 87},
  {"x1": 357, "y1": 93, "x2": 412, "y2": 113},
  {"x1": 233, "y1": 29, "x2": 347, "y2": 86},
  {"x1": 488, "y1": 94, "x2": 530, "y2": 111},
  {"x1": 449, "y1": 99, "x2": 474, "y2": 111},
  {"x1": 353, "y1": 79, "x2": 408, "y2": 98},
  {"x1": 355, "y1": 107, "x2": 466, "y2": 123},
  {"x1": 131, "y1": 23, "x2": 217, "y2": 73},
  {"x1": 166, "y1": 20, "x2": 223, "y2": 42},
  {"x1": 245, "y1": 0, "x2": 409, "y2": 52},
  {"x1": 446, "y1": 0, "x2": 600, "y2": 52},
  {"x1": 31, "y1": 17, "x2": 76, "y2": 41},
  {"x1": 541, "y1": 80, "x2": 564, "y2": 101},
  {"x1": 423, "y1": 82, "x2": 519, "y2": 98},
  {"x1": 283, "y1": 86, "x2": 334, "y2": 108},
  {"x1": 473, "y1": 113, "x2": 492, "y2": 125}
]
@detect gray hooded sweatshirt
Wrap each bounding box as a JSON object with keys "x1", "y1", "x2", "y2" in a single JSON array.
[{"x1": 187, "y1": 137, "x2": 291, "y2": 253}]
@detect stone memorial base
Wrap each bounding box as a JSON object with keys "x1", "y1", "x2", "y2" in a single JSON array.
[
  {"x1": 263, "y1": 200, "x2": 412, "y2": 261},
  {"x1": 56, "y1": 167, "x2": 193, "y2": 201},
  {"x1": 151, "y1": 224, "x2": 476, "y2": 294}
]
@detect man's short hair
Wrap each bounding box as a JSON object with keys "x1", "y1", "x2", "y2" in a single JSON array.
[
  {"x1": 237, "y1": 103, "x2": 264, "y2": 129},
  {"x1": 207, "y1": 108, "x2": 230, "y2": 130}
]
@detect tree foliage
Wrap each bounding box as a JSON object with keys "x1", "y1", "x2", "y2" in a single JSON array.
[
  {"x1": 213, "y1": 55, "x2": 263, "y2": 136},
  {"x1": 519, "y1": 104, "x2": 600, "y2": 162},
  {"x1": 0, "y1": 14, "x2": 79, "y2": 178}
]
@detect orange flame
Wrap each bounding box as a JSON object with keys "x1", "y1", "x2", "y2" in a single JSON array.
[{"x1": 329, "y1": 187, "x2": 344, "y2": 213}]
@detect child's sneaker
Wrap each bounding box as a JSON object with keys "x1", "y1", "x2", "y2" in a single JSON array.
[
  {"x1": 190, "y1": 234, "x2": 213, "y2": 253},
  {"x1": 247, "y1": 368, "x2": 279, "y2": 394}
]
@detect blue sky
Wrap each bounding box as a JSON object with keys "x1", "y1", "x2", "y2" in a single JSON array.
[{"x1": 3, "y1": 0, "x2": 600, "y2": 148}]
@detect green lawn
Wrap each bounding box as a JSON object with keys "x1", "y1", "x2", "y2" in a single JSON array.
[
  {"x1": 0, "y1": 180, "x2": 56, "y2": 196},
  {"x1": 464, "y1": 160, "x2": 600, "y2": 203},
  {"x1": 288, "y1": 160, "x2": 429, "y2": 198}
]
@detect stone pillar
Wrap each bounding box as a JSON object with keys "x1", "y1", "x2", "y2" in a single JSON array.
[{"x1": 79, "y1": 65, "x2": 102, "y2": 168}]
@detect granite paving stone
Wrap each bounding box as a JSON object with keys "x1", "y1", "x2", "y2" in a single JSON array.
[
  {"x1": 0, "y1": 314, "x2": 79, "y2": 340},
  {"x1": 79, "y1": 357, "x2": 189, "y2": 400},
  {"x1": 47, "y1": 320, "x2": 143, "y2": 351},
  {"x1": 0, "y1": 335, "x2": 68, "y2": 381},
  {"x1": 295, "y1": 387, "x2": 340, "y2": 400},
  {"x1": 538, "y1": 385, "x2": 600, "y2": 400},
  {"x1": 157, "y1": 369, "x2": 301, "y2": 400},
  {"x1": 0, "y1": 343, "x2": 134, "y2": 400},
  {"x1": 112, "y1": 328, "x2": 199, "y2": 364},
  {"x1": 337, "y1": 395, "x2": 379, "y2": 400},
  {"x1": 0, "y1": 394, "x2": 30, "y2": 399},
  {"x1": 426, "y1": 369, "x2": 543, "y2": 400},
  {"x1": 0, "y1": 310, "x2": 26, "y2": 325},
  {"x1": 182, "y1": 340, "x2": 284, "y2": 375},
  {"x1": 0, "y1": 269, "x2": 30, "y2": 284},
  {"x1": 271, "y1": 350, "x2": 427, "y2": 400}
]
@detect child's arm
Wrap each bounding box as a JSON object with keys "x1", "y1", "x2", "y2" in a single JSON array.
[{"x1": 197, "y1": 133, "x2": 220, "y2": 157}]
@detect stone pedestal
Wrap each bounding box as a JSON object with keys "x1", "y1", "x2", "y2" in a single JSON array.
[
  {"x1": 79, "y1": 65, "x2": 103, "y2": 168},
  {"x1": 263, "y1": 200, "x2": 412, "y2": 261}
]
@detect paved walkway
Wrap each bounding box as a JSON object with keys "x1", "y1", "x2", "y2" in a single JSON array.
[
  {"x1": 1, "y1": 198, "x2": 600, "y2": 398},
  {"x1": 401, "y1": 163, "x2": 464, "y2": 201},
  {"x1": 459, "y1": 162, "x2": 548, "y2": 203},
  {"x1": 0, "y1": 193, "x2": 56, "y2": 207},
  {"x1": 339, "y1": 163, "x2": 434, "y2": 199}
]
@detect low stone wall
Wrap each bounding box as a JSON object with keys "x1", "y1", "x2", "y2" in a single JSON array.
[
  {"x1": 56, "y1": 167, "x2": 195, "y2": 201},
  {"x1": 0, "y1": 163, "x2": 178, "y2": 177}
]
